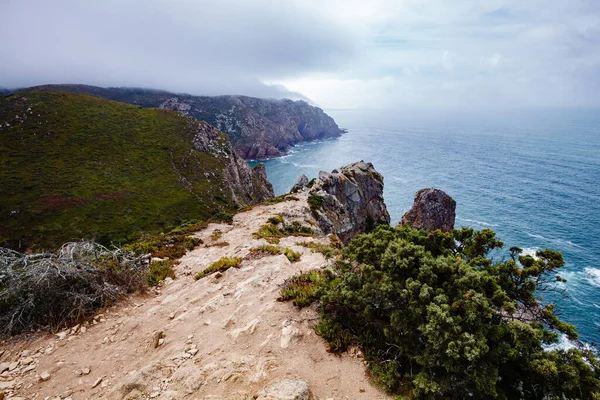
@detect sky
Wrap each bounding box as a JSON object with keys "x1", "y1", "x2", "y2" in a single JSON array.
[{"x1": 1, "y1": 0, "x2": 599, "y2": 109}]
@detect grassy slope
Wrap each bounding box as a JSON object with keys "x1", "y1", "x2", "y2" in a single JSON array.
[{"x1": 0, "y1": 92, "x2": 234, "y2": 251}]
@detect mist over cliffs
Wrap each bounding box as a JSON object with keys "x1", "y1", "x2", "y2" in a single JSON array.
[{"x1": 23, "y1": 84, "x2": 346, "y2": 159}]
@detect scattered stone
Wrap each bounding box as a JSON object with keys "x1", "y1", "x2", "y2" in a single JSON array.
[
  {"x1": 39, "y1": 371, "x2": 51, "y2": 381},
  {"x1": 55, "y1": 330, "x2": 69, "y2": 340},
  {"x1": 400, "y1": 188, "x2": 456, "y2": 232},
  {"x1": 152, "y1": 331, "x2": 166, "y2": 348},
  {"x1": 91, "y1": 376, "x2": 104, "y2": 388},
  {"x1": 359, "y1": 388, "x2": 366, "y2": 392},
  {"x1": 257, "y1": 379, "x2": 312, "y2": 400},
  {"x1": 82, "y1": 367, "x2": 91, "y2": 375},
  {"x1": 20, "y1": 356, "x2": 34, "y2": 365}
]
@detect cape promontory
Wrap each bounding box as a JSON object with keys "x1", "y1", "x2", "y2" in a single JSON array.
[{"x1": 23, "y1": 84, "x2": 346, "y2": 160}]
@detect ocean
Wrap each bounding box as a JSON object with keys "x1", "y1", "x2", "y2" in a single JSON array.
[{"x1": 250, "y1": 108, "x2": 600, "y2": 346}]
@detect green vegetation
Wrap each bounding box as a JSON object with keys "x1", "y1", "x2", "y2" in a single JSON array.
[
  {"x1": 195, "y1": 256, "x2": 242, "y2": 280},
  {"x1": 0, "y1": 91, "x2": 238, "y2": 251},
  {"x1": 253, "y1": 224, "x2": 285, "y2": 244},
  {"x1": 210, "y1": 229, "x2": 223, "y2": 241},
  {"x1": 253, "y1": 217, "x2": 314, "y2": 244},
  {"x1": 248, "y1": 244, "x2": 301, "y2": 262},
  {"x1": 281, "y1": 225, "x2": 600, "y2": 399},
  {"x1": 147, "y1": 259, "x2": 175, "y2": 287},
  {"x1": 297, "y1": 241, "x2": 340, "y2": 259},
  {"x1": 267, "y1": 215, "x2": 284, "y2": 225},
  {"x1": 279, "y1": 269, "x2": 332, "y2": 307},
  {"x1": 307, "y1": 194, "x2": 324, "y2": 214},
  {"x1": 122, "y1": 221, "x2": 204, "y2": 261}
]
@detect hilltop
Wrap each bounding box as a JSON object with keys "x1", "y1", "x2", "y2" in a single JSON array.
[
  {"x1": 23, "y1": 85, "x2": 346, "y2": 160},
  {"x1": 0, "y1": 91, "x2": 273, "y2": 251}
]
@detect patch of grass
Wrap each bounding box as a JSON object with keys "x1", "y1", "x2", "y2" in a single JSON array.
[
  {"x1": 209, "y1": 212, "x2": 234, "y2": 224},
  {"x1": 195, "y1": 256, "x2": 242, "y2": 280},
  {"x1": 267, "y1": 215, "x2": 284, "y2": 225},
  {"x1": 248, "y1": 244, "x2": 301, "y2": 262},
  {"x1": 328, "y1": 234, "x2": 343, "y2": 249},
  {"x1": 278, "y1": 269, "x2": 331, "y2": 307},
  {"x1": 307, "y1": 194, "x2": 324, "y2": 214},
  {"x1": 283, "y1": 221, "x2": 314, "y2": 236},
  {"x1": 306, "y1": 178, "x2": 317, "y2": 189},
  {"x1": 210, "y1": 229, "x2": 223, "y2": 241},
  {"x1": 253, "y1": 224, "x2": 285, "y2": 244},
  {"x1": 147, "y1": 259, "x2": 175, "y2": 286},
  {"x1": 123, "y1": 225, "x2": 203, "y2": 261},
  {"x1": 0, "y1": 91, "x2": 241, "y2": 251},
  {"x1": 205, "y1": 241, "x2": 229, "y2": 248},
  {"x1": 298, "y1": 241, "x2": 340, "y2": 259}
]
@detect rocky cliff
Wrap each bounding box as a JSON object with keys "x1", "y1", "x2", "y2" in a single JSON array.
[
  {"x1": 400, "y1": 188, "x2": 456, "y2": 231},
  {"x1": 0, "y1": 91, "x2": 273, "y2": 250},
  {"x1": 302, "y1": 161, "x2": 390, "y2": 244},
  {"x1": 24, "y1": 85, "x2": 346, "y2": 160}
]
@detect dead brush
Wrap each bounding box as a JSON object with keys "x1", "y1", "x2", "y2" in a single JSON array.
[{"x1": 0, "y1": 241, "x2": 150, "y2": 336}]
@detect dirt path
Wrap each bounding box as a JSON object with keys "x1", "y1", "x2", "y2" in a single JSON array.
[{"x1": 0, "y1": 193, "x2": 391, "y2": 400}]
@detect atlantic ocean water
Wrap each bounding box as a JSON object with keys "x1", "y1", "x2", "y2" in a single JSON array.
[{"x1": 250, "y1": 108, "x2": 600, "y2": 346}]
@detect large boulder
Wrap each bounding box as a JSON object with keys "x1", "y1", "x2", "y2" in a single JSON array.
[
  {"x1": 309, "y1": 161, "x2": 390, "y2": 244},
  {"x1": 400, "y1": 188, "x2": 456, "y2": 232}
]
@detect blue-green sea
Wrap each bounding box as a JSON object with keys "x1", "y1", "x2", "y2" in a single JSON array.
[{"x1": 251, "y1": 108, "x2": 600, "y2": 346}]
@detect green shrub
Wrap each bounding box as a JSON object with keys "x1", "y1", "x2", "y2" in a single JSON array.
[
  {"x1": 253, "y1": 224, "x2": 285, "y2": 244},
  {"x1": 147, "y1": 260, "x2": 175, "y2": 286},
  {"x1": 267, "y1": 215, "x2": 284, "y2": 225},
  {"x1": 195, "y1": 256, "x2": 242, "y2": 280},
  {"x1": 297, "y1": 241, "x2": 339, "y2": 259},
  {"x1": 279, "y1": 269, "x2": 331, "y2": 307},
  {"x1": 281, "y1": 225, "x2": 600, "y2": 399},
  {"x1": 307, "y1": 194, "x2": 324, "y2": 213},
  {"x1": 210, "y1": 229, "x2": 223, "y2": 241},
  {"x1": 249, "y1": 245, "x2": 301, "y2": 262},
  {"x1": 283, "y1": 221, "x2": 314, "y2": 236}
]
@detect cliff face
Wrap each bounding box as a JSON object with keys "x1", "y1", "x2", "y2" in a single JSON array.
[
  {"x1": 0, "y1": 91, "x2": 273, "y2": 250},
  {"x1": 25, "y1": 85, "x2": 346, "y2": 160},
  {"x1": 304, "y1": 161, "x2": 390, "y2": 244}
]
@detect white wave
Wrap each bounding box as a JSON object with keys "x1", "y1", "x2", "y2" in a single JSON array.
[
  {"x1": 584, "y1": 267, "x2": 600, "y2": 287},
  {"x1": 521, "y1": 247, "x2": 540, "y2": 260},
  {"x1": 461, "y1": 218, "x2": 499, "y2": 227},
  {"x1": 544, "y1": 334, "x2": 581, "y2": 352},
  {"x1": 526, "y1": 233, "x2": 582, "y2": 249},
  {"x1": 291, "y1": 162, "x2": 318, "y2": 168}
]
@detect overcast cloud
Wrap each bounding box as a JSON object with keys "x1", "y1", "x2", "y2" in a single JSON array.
[{"x1": 1, "y1": 0, "x2": 599, "y2": 109}]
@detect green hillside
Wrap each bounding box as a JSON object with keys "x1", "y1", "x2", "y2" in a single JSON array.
[{"x1": 0, "y1": 92, "x2": 246, "y2": 250}]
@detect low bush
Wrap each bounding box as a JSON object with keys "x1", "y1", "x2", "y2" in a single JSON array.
[
  {"x1": 0, "y1": 241, "x2": 149, "y2": 336},
  {"x1": 253, "y1": 224, "x2": 285, "y2": 244},
  {"x1": 195, "y1": 256, "x2": 242, "y2": 280},
  {"x1": 210, "y1": 229, "x2": 223, "y2": 241},
  {"x1": 279, "y1": 269, "x2": 331, "y2": 307},
  {"x1": 280, "y1": 225, "x2": 600, "y2": 399},
  {"x1": 147, "y1": 260, "x2": 175, "y2": 287},
  {"x1": 248, "y1": 245, "x2": 301, "y2": 262},
  {"x1": 307, "y1": 194, "x2": 324, "y2": 214},
  {"x1": 297, "y1": 241, "x2": 340, "y2": 259}
]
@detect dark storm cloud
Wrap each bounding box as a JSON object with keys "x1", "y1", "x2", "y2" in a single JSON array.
[{"x1": 0, "y1": 0, "x2": 355, "y2": 97}]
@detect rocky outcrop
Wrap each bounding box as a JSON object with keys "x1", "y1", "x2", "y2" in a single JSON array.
[
  {"x1": 25, "y1": 85, "x2": 345, "y2": 159},
  {"x1": 308, "y1": 161, "x2": 390, "y2": 244},
  {"x1": 400, "y1": 188, "x2": 456, "y2": 232},
  {"x1": 190, "y1": 120, "x2": 275, "y2": 204},
  {"x1": 291, "y1": 174, "x2": 309, "y2": 193}
]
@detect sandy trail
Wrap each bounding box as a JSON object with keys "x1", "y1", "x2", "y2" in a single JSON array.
[{"x1": 0, "y1": 193, "x2": 391, "y2": 400}]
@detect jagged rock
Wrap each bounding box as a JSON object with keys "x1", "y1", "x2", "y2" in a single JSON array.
[
  {"x1": 309, "y1": 161, "x2": 390, "y2": 244},
  {"x1": 291, "y1": 175, "x2": 309, "y2": 192},
  {"x1": 400, "y1": 188, "x2": 456, "y2": 232},
  {"x1": 257, "y1": 379, "x2": 312, "y2": 400}
]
